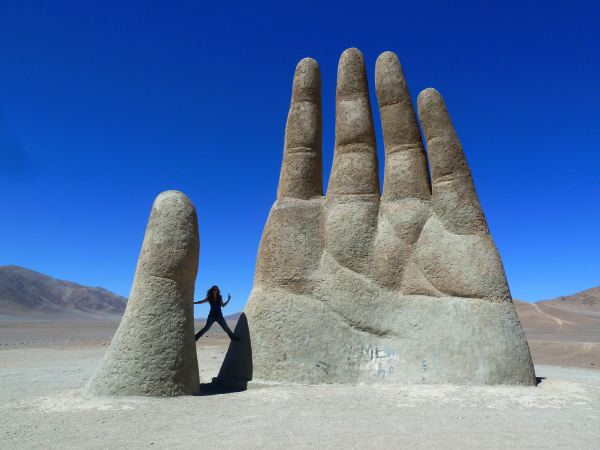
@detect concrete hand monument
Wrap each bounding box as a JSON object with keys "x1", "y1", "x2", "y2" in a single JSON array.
[
  {"x1": 86, "y1": 190, "x2": 200, "y2": 396},
  {"x1": 235, "y1": 49, "x2": 535, "y2": 385}
]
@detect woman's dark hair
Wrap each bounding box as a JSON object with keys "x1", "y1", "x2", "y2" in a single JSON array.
[{"x1": 207, "y1": 285, "x2": 221, "y2": 302}]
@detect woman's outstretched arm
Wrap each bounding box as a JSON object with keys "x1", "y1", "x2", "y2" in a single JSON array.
[
  {"x1": 194, "y1": 298, "x2": 209, "y2": 305},
  {"x1": 222, "y1": 294, "x2": 231, "y2": 307}
]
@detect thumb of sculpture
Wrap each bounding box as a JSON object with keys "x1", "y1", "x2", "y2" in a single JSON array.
[{"x1": 85, "y1": 190, "x2": 200, "y2": 396}]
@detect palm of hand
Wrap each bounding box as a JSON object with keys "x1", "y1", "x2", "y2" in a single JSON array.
[{"x1": 237, "y1": 49, "x2": 534, "y2": 385}]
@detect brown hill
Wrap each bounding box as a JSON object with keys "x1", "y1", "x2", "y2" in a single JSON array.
[
  {"x1": 515, "y1": 285, "x2": 600, "y2": 341},
  {"x1": 514, "y1": 286, "x2": 600, "y2": 369},
  {"x1": 0, "y1": 265, "x2": 127, "y2": 318},
  {"x1": 539, "y1": 286, "x2": 600, "y2": 312}
]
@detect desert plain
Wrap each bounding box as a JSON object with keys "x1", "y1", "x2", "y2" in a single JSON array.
[{"x1": 1, "y1": 296, "x2": 600, "y2": 449}]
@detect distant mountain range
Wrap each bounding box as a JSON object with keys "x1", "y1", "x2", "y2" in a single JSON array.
[
  {"x1": 0, "y1": 265, "x2": 127, "y2": 318},
  {"x1": 514, "y1": 286, "x2": 600, "y2": 342},
  {"x1": 1, "y1": 264, "x2": 598, "y2": 328},
  {"x1": 0, "y1": 265, "x2": 241, "y2": 321},
  {"x1": 539, "y1": 286, "x2": 600, "y2": 311}
]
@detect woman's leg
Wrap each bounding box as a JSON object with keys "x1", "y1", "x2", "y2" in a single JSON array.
[
  {"x1": 195, "y1": 315, "x2": 216, "y2": 341},
  {"x1": 216, "y1": 316, "x2": 239, "y2": 340}
]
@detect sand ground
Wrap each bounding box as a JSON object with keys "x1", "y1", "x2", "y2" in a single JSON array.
[{"x1": 1, "y1": 318, "x2": 600, "y2": 449}]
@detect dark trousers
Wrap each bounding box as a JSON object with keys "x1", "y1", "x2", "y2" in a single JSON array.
[{"x1": 195, "y1": 314, "x2": 236, "y2": 341}]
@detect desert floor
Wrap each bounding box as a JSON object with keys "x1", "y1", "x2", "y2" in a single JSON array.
[{"x1": 1, "y1": 318, "x2": 600, "y2": 449}]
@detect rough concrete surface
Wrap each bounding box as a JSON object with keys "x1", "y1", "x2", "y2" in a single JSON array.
[
  {"x1": 85, "y1": 190, "x2": 200, "y2": 396},
  {"x1": 226, "y1": 49, "x2": 535, "y2": 385}
]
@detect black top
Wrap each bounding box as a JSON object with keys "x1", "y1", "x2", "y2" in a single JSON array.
[{"x1": 208, "y1": 296, "x2": 223, "y2": 317}]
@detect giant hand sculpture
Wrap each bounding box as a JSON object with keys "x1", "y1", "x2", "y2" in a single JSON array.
[{"x1": 230, "y1": 49, "x2": 535, "y2": 385}]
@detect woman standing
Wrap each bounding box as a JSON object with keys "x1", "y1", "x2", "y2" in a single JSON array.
[{"x1": 194, "y1": 285, "x2": 239, "y2": 341}]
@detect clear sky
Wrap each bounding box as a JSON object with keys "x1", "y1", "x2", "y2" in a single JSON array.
[{"x1": 1, "y1": 0, "x2": 599, "y2": 315}]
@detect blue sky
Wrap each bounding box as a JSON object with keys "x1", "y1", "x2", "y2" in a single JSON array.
[{"x1": 1, "y1": 0, "x2": 599, "y2": 315}]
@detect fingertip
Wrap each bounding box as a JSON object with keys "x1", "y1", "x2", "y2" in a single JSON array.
[
  {"x1": 155, "y1": 189, "x2": 190, "y2": 203},
  {"x1": 140, "y1": 190, "x2": 199, "y2": 281},
  {"x1": 292, "y1": 57, "x2": 321, "y2": 103},
  {"x1": 339, "y1": 48, "x2": 365, "y2": 71},
  {"x1": 375, "y1": 50, "x2": 400, "y2": 71},
  {"x1": 340, "y1": 47, "x2": 363, "y2": 61},
  {"x1": 417, "y1": 88, "x2": 443, "y2": 111},
  {"x1": 375, "y1": 51, "x2": 406, "y2": 105},
  {"x1": 153, "y1": 190, "x2": 196, "y2": 218},
  {"x1": 151, "y1": 191, "x2": 198, "y2": 243},
  {"x1": 296, "y1": 57, "x2": 319, "y2": 71},
  {"x1": 337, "y1": 48, "x2": 367, "y2": 96},
  {"x1": 418, "y1": 88, "x2": 454, "y2": 139}
]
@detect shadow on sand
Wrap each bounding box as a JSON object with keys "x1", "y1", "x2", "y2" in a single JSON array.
[{"x1": 196, "y1": 313, "x2": 253, "y2": 396}]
